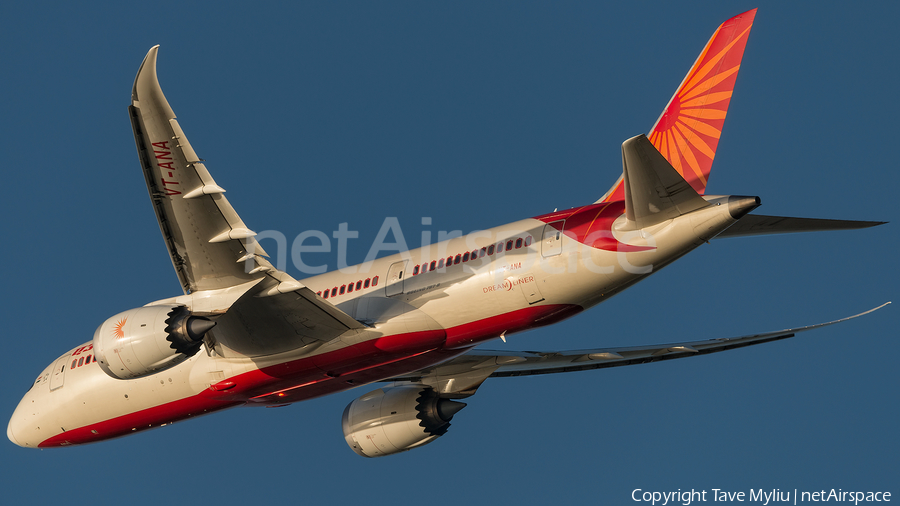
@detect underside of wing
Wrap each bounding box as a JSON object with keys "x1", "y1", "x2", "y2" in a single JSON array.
[{"x1": 389, "y1": 303, "x2": 889, "y2": 395}]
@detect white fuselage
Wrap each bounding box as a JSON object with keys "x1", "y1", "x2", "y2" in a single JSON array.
[{"x1": 8, "y1": 198, "x2": 738, "y2": 448}]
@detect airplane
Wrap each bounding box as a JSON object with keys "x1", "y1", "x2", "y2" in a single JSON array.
[{"x1": 7, "y1": 8, "x2": 889, "y2": 457}]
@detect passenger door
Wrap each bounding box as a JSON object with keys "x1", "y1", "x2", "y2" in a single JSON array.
[
  {"x1": 541, "y1": 220, "x2": 564, "y2": 257},
  {"x1": 385, "y1": 260, "x2": 408, "y2": 297}
]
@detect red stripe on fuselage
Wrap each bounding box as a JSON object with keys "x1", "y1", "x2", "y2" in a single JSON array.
[
  {"x1": 39, "y1": 396, "x2": 243, "y2": 447},
  {"x1": 532, "y1": 202, "x2": 655, "y2": 252},
  {"x1": 39, "y1": 303, "x2": 580, "y2": 447}
]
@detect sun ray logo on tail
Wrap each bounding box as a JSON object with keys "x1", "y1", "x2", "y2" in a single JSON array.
[
  {"x1": 649, "y1": 9, "x2": 756, "y2": 193},
  {"x1": 601, "y1": 9, "x2": 756, "y2": 203}
]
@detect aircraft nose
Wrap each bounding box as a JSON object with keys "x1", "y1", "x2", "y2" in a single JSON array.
[
  {"x1": 8, "y1": 416, "x2": 22, "y2": 447},
  {"x1": 8, "y1": 393, "x2": 42, "y2": 448}
]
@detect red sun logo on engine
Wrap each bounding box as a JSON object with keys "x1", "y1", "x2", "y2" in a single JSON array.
[{"x1": 112, "y1": 317, "x2": 127, "y2": 339}]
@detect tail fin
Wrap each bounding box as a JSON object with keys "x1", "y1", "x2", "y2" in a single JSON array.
[{"x1": 599, "y1": 8, "x2": 757, "y2": 203}]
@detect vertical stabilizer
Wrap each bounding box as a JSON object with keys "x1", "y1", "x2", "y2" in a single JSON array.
[{"x1": 599, "y1": 9, "x2": 757, "y2": 203}]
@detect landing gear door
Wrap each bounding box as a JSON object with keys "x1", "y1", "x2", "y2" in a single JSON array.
[
  {"x1": 542, "y1": 220, "x2": 564, "y2": 257},
  {"x1": 385, "y1": 260, "x2": 408, "y2": 297}
]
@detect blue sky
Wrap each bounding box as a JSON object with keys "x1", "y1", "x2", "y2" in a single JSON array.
[{"x1": 1, "y1": 2, "x2": 896, "y2": 504}]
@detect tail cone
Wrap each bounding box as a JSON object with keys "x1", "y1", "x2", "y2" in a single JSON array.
[{"x1": 727, "y1": 195, "x2": 761, "y2": 220}]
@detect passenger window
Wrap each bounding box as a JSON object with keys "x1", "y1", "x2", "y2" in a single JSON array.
[
  {"x1": 347, "y1": 283, "x2": 354, "y2": 293},
  {"x1": 516, "y1": 238, "x2": 523, "y2": 249},
  {"x1": 462, "y1": 252, "x2": 469, "y2": 262},
  {"x1": 323, "y1": 290, "x2": 329, "y2": 299},
  {"x1": 438, "y1": 259, "x2": 445, "y2": 269},
  {"x1": 340, "y1": 285, "x2": 346, "y2": 295},
  {"x1": 331, "y1": 287, "x2": 338, "y2": 297},
  {"x1": 86, "y1": 355, "x2": 92, "y2": 364},
  {"x1": 525, "y1": 236, "x2": 532, "y2": 247},
  {"x1": 356, "y1": 281, "x2": 362, "y2": 290},
  {"x1": 373, "y1": 276, "x2": 379, "y2": 286},
  {"x1": 78, "y1": 357, "x2": 84, "y2": 367},
  {"x1": 71, "y1": 360, "x2": 76, "y2": 369},
  {"x1": 430, "y1": 260, "x2": 437, "y2": 271},
  {"x1": 454, "y1": 254, "x2": 461, "y2": 265},
  {"x1": 317, "y1": 291, "x2": 322, "y2": 296},
  {"x1": 364, "y1": 278, "x2": 370, "y2": 288},
  {"x1": 413, "y1": 265, "x2": 420, "y2": 275},
  {"x1": 488, "y1": 245, "x2": 495, "y2": 255},
  {"x1": 506, "y1": 240, "x2": 514, "y2": 251}
]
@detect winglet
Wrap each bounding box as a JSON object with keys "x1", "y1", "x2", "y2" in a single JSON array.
[
  {"x1": 131, "y1": 45, "x2": 174, "y2": 118},
  {"x1": 600, "y1": 9, "x2": 757, "y2": 203}
]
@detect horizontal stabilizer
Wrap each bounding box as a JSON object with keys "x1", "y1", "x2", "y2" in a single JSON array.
[
  {"x1": 717, "y1": 214, "x2": 887, "y2": 238},
  {"x1": 621, "y1": 134, "x2": 709, "y2": 229}
]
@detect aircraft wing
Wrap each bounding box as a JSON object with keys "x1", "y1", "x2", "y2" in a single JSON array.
[
  {"x1": 129, "y1": 47, "x2": 365, "y2": 356},
  {"x1": 129, "y1": 46, "x2": 275, "y2": 294},
  {"x1": 390, "y1": 303, "x2": 889, "y2": 394},
  {"x1": 716, "y1": 214, "x2": 886, "y2": 239}
]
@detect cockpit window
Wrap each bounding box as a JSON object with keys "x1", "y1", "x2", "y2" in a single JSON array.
[{"x1": 28, "y1": 370, "x2": 49, "y2": 392}]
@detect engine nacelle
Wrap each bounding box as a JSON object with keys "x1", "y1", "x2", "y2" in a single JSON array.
[
  {"x1": 92, "y1": 305, "x2": 216, "y2": 380},
  {"x1": 341, "y1": 385, "x2": 466, "y2": 457}
]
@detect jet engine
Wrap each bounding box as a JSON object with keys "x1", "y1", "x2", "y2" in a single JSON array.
[
  {"x1": 341, "y1": 385, "x2": 466, "y2": 457},
  {"x1": 92, "y1": 305, "x2": 216, "y2": 380}
]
